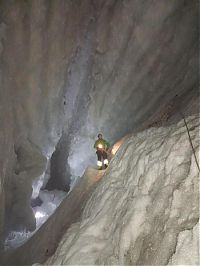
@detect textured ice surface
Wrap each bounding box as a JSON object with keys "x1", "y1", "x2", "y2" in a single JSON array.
[
  {"x1": 4, "y1": 230, "x2": 33, "y2": 250},
  {"x1": 4, "y1": 190, "x2": 66, "y2": 250},
  {"x1": 168, "y1": 222, "x2": 199, "y2": 265},
  {"x1": 43, "y1": 115, "x2": 199, "y2": 266},
  {"x1": 33, "y1": 190, "x2": 66, "y2": 228}
]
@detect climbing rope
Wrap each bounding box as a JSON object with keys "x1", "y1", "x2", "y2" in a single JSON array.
[{"x1": 179, "y1": 109, "x2": 200, "y2": 173}]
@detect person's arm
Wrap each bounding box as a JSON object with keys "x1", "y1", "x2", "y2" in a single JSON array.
[
  {"x1": 94, "y1": 141, "x2": 97, "y2": 149},
  {"x1": 105, "y1": 140, "x2": 110, "y2": 150}
]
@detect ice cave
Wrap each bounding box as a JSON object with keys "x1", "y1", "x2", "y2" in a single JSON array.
[{"x1": 0, "y1": 0, "x2": 199, "y2": 265}]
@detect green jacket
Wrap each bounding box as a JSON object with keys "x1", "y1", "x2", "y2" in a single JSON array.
[{"x1": 94, "y1": 139, "x2": 110, "y2": 150}]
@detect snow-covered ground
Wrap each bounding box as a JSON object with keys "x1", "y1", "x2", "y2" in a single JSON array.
[{"x1": 40, "y1": 115, "x2": 199, "y2": 266}]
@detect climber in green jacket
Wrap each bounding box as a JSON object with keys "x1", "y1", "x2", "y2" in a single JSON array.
[{"x1": 94, "y1": 133, "x2": 110, "y2": 170}]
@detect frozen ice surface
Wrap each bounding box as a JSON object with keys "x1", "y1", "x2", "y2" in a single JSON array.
[
  {"x1": 33, "y1": 190, "x2": 66, "y2": 228},
  {"x1": 4, "y1": 230, "x2": 33, "y2": 250},
  {"x1": 69, "y1": 175, "x2": 81, "y2": 191},
  {"x1": 4, "y1": 189, "x2": 66, "y2": 249},
  {"x1": 44, "y1": 115, "x2": 199, "y2": 266},
  {"x1": 168, "y1": 222, "x2": 199, "y2": 265}
]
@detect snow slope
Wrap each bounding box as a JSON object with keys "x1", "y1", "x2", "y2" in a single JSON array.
[{"x1": 40, "y1": 115, "x2": 199, "y2": 265}]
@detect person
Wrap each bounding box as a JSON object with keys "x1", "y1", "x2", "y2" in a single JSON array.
[{"x1": 94, "y1": 133, "x2": 110, "y2": 170}]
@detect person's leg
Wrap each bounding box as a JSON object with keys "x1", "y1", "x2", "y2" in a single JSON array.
[
  {"x1": 96, "y1": 150, "x2": 103, "y2": 169},
  {"x1": 102, "y1": 151, "x2": 108, "y2": 168}
]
